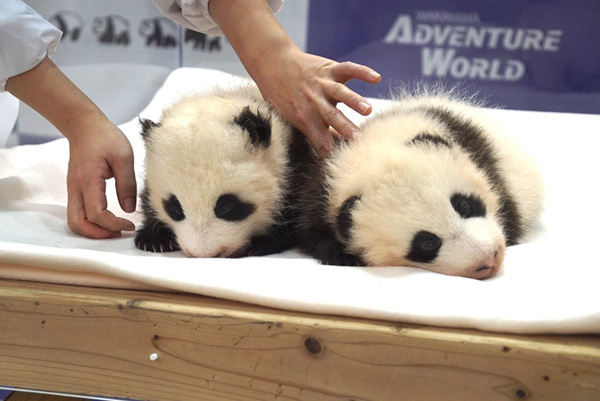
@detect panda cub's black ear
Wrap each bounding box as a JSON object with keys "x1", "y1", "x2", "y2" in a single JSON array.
[
  {"x1": 233, "y1": 106, "x2": 272, "y2": 148},
  {"x1": 139, "y1": 117, "x2": 160, "y2": 141}
]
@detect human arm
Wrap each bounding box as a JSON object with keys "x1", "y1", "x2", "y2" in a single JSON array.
[
  {"x1": 209, "y1": 0, "x2": 381, "y2": 157},
  {"x1": 152, "y1": 0, "x2": 282, "y2": 36},
  {"x1": 5, "y1": 56, "x2": 137, "y2": 239}
]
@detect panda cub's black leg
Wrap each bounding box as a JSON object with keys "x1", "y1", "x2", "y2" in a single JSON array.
[
  {"x1": 135, "y1": 216, "x2": 180, "y2": 253},
  {"x1": 239, "y1": 234, "x2": 284, "y2": 257},
  {"x1": 233, "y1": 199, "x2": 301, "y2": 257},
  {"x1": 234, "y1": 218, "x2": 299, "y2": 257},
  {"x1": 315, "y1": 239, "x2": 363, "y2": 267},
  {"x1": 241, "y1": 231, "x2": 298, "y2": 257},
  {"x1": 301, "y1": 229, "x2": 364, "y2": 267}
]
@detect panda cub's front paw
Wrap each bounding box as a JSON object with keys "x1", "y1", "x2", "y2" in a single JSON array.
[
  {"x1": 311, "y1": 239, "x2": 364, "y2": 267},
  {"x1": 134, "y1": 222, "x2": 180, "y2": 253},
  {"x1": 321, "y1": 249, "x2": 363, "y2": 267}
]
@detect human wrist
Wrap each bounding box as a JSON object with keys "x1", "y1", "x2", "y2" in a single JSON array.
[
  {"x1": 7, "y1": 56, "x2": 107, "y2": 144},
  {"x1": 246, "y1": 37, "x2": 299, "y2": 84},
  {"x1": 209, "y1": 0, "x2": 296, "y2": 80},
  {"x1": 60, "y1": 106, "x2": 107, "y2": 144}
]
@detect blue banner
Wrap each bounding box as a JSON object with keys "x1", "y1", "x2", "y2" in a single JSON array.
[{"x1": 307, "y1": 0, "x2": 600, "y2": 113}]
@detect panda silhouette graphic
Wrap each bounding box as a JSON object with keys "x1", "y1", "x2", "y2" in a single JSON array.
[
  {"x1": 49, "y1": 11, "x2": 83, "y2": 42},
  {"x1": 93, "y1": 15, "x2": 130, "y2": 45},
  {"x1": 184, "y1": 29, "x2": 221, "y2": 51},
  {"x1": 139, "y1": 17, "x2": 178, "y2": 48}
]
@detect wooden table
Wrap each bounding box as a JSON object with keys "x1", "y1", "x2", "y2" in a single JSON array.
[{"x1": 1, "y1": 278, "x2": 599, "y2": 401}]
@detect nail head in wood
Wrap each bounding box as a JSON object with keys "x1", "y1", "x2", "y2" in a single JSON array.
[{"x1": 304, "y1": 336, "x2": 322, "y2": 356}]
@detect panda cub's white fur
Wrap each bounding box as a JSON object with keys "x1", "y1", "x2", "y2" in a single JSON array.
[
  {"x1": 295, "y1": 90, "x2": 544, "y2": 279},
  {"x1": 135, "y1": 83, "x2": 298, "y2": 258}
]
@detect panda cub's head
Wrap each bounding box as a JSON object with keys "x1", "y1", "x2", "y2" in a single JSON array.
[
  {"x1": 139, "y1": 86, "x2": 291, "y2": 258},
  {"x1": 326, "y1": 110, "x2": 505, "y2": 279}
]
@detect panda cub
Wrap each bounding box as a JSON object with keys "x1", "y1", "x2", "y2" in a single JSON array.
[
  {"x1": 294, "y1": 91, "x2": 544, "y2": 279},
  {"x1": 135, "y1": 84, "x2": 298, "y2": 258}
]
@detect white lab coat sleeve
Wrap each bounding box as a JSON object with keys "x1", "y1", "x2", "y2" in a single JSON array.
[
  {"x1": 0, "y1": 0, "x2": 62, "y2": 92},
  {"x1": 152, "y1": 0, "x2": 284, "y2": 36}
]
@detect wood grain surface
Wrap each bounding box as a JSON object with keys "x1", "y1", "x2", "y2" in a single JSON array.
[{"x1": 1, "y1": 278, "x2": 598, "y2": 401}]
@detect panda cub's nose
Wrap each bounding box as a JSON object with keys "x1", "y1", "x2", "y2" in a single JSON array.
[{"x1": 475, "y1": 250, "x2": 499, "y2": 275}]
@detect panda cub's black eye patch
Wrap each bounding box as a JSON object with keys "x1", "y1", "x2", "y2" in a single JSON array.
[
  {"x1": 214, "y1": 193, "x2": 256, "y2": 222},
  {"x1": 163, "y1": 194, "x2": 185, "y2": 222},
  {"x1": 407, "y1": 231, "x2": 442, "y2": 263},
  {"x1": 451, "y1": 193, "x2": 486, "y2": 218}
]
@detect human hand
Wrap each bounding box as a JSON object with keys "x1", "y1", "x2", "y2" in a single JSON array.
[
  {"x1": 254, "y1": 47, "x2": 381, "y2": 157},
  {"x1": 5, "y1": 56, "x2": 137, "y2": 238},
  {"x1": 65, "y1": 114, "x2": 137, "y2": 239},
  {"x1": 207, "y1": 0, "x2": 381, "y2": 157}
]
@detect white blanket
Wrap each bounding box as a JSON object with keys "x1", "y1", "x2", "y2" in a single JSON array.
[{"x1": 1, "y1": 67, "x2": 599, "y2": 334}]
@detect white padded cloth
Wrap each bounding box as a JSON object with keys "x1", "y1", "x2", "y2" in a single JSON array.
[{"x1": 1, "y1": 68, "x2": 599, "y2": 334}]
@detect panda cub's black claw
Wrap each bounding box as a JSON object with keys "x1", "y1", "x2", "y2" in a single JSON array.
[{"x1": 135, "y1": 220, "x2": 180, "y2": 253}]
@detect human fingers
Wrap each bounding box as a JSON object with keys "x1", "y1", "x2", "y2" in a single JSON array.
[
  {"x1": 110, "y1": 147, "x2": 137, "y2": 214},
  {"x1": 295, "y1": 111, "x2": 336, "y2": 158},
  {"x1": 67, "y1": 184, "x2": 122, "y2": 239},
  {"x1": 306, "y1": 125, "x2": 336, "y2": 158},
  {"x1": 313, "y1": 93, "x2": 362, "y2": 142},
  {"x1": 329, "y1": 126, "x2": 343, "y2": 139},
  {"x1": 332, "y1": 61, "x2": 381, "y2": 85},
  {"x1": 81, "y1": 174, "x2": 136, "y2": 233},
  {"x1": 326, "y1": 81, "x2": 374, "y2": 117}
]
